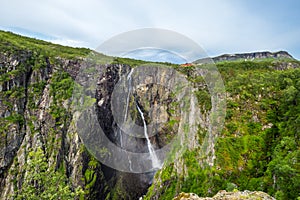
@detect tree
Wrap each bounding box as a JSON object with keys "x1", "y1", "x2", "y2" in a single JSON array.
[
  {"x1": 15, "y1": 148, "x2": 83, "y2": 200},
  {"x1": 266, "y1": 137, "x2": 300, "y2": 199}
]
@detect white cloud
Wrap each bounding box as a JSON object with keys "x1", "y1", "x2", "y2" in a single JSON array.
[
  {"x1": 49, "y1": 38, "x2": 89, "y2": 47},
  {"x1": 0, "y1": 0, "x2": 299, "y2": 59}
]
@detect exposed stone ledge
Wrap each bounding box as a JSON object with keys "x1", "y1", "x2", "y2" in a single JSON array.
[{"x1": 174, "y1": 190, "x2": 275, "y2": 200}]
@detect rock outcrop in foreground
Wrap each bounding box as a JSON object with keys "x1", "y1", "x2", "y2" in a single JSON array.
[{"x1": 174, "y1": 190, "x2": 275, "y2": 200}]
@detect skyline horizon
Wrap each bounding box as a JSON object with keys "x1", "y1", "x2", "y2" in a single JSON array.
[
  {"x1": 1, "y1": 26, "x2": 299, "y2": 62},
  {"x1": 1, "y1": 0, "x2": 299, "y2": 61}
]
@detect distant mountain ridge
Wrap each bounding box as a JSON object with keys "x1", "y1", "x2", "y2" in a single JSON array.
[
  {"x1": 213, "y1": 50, "x2": 293, "y2": 61},
  {"x1": 195, "y1": 51, "x2": 294, "y2": 63}
]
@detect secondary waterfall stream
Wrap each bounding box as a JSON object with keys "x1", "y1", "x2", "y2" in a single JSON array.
[
  {"x1": 124, "y1": 68, "x2": 134, "y2": 121},
  {"x1": 120, "y1": 68, "x2": 134, "y2": 148}
]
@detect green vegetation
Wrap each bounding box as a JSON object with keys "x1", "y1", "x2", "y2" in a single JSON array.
[
  {"x1": 146, "y1": 60, "x2": 300, "y2": 199},
  {"x1": 112, "y1": 57, "x2": 178, "y2": 67},
  {"x1": 49, "y1": 71, "x2": 74, "y2": 117},
  {"x1": 0, "y1": 30, "x2": 91, "y2": 59},
  {"x1": 84, "y1": 158, "x2": 99, "y2": 195},
  {"x1": 14, "y1": 148, "x2": 83, "y2": 200},
  {"x1": 111, "y1": 57, "x2": 148, "y2": 67}
]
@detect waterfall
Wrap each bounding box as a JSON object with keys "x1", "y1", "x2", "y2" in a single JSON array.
[
  {"x1": 121, "y1": 68, "x2": 161, "y2": 170},
  {"x1": 120, "y1": 68, "x2": 134, "y2": 148},
  {"x1": 128, "y1": 156, "x2": 133, "y2": 172},
  {"x1": 124, "y1": 68, "x2": 134, "y2": 121},
  {"x1": 136, "y1": 103, "x2": 161, "y2": 169}
]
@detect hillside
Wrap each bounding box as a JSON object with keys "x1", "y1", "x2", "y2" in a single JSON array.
[
  {"x1": 146, "y1": 56, "x2": 300, "y2": 200},
  {"x1": 210, "y1": 51, "x2": 293, "y2": 62},
  {"x1": 0, "y1": 30, "x2": 299, "y2": 200}
]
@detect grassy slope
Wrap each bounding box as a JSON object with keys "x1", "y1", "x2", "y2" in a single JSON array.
[{"x1": 0, "y1": 30, "x2": 91, "y2": 58}]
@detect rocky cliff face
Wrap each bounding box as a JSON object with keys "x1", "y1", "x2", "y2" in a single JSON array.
[
  {"x1": 93, "y1": 63, "x2": 183, "y2": 198},
  {"x1": 0, "y1": 48, "x2": 105, "y2": 198}
]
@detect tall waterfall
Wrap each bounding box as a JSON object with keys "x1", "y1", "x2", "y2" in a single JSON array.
[
  {"x1": 120, "y1": 68, "x2": 134, "y2": 148},
  {"x1": 136, "y1": 103, "x2": 161, "y2": 169}
]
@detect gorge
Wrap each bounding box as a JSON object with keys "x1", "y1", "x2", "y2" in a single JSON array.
[{"x1": 0, "y1": 30, "x2": 299, "y2": 199}]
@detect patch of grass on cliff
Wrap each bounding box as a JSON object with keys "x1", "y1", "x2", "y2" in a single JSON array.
[
  {"x1": 112, "y1": 57, "x2": 179, "y2": 67},
  {"x1": 49, "y1": 71, "x2": 74, "y2": 101},
  {"x1": 0, "y1": 30, "x2": 91, "y2": 59}
]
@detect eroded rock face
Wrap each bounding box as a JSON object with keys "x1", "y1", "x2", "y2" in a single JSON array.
[
  {"x1": 0, "y1": 49, "x2": 110, "y2": 199},
  {"x1": 0, "y1": 50, "x2": 33, "y2": 178},
  {"x1": 173, "y1": 191, "x2": 275, "y2": 200},
  {"x1": 94, "y1": 64, "x2": 182, "y2": 199}
]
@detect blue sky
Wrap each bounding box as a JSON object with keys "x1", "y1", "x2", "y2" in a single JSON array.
[{"x1": 1, "y1": 0, "x2": 299, "y2": 60}]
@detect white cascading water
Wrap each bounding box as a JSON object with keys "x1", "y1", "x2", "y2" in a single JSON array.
[
  {"x1": 124, "y1": 68, "x2": 134, "y2": 121},
  {"x1": 120, "y1": 68, "x2": 134, "y2": 148},
  {"x1": 136, "y1": 103, "x2": 161, "y2": 169},
  {"x1": 124, "y1": 68, "x2": 135, "y2": 172}
]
